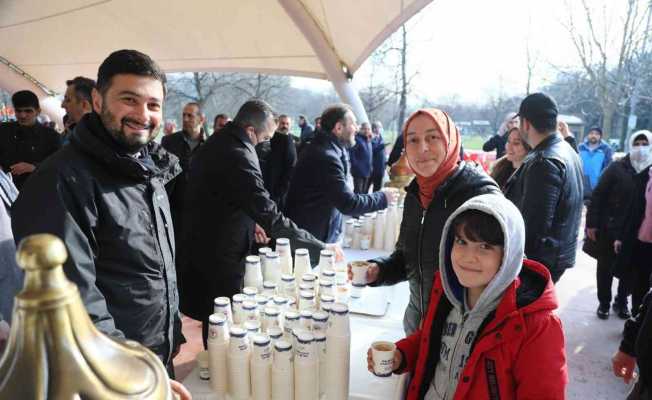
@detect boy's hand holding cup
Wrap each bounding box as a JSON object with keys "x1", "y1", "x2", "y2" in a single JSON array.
[{"x1": 367, "y1": 341, "x2": 401, "y2": 377}]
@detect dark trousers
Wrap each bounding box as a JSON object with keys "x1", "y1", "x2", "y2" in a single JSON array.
[
  {"x1": 596, "y1": 254, "x2": 628, "y2": 307},
  {"x1": 353, "y1": 177, "x2": 370, "y2": 194},
  {"x1": 630, "y1": 241, "x2": 652, "y2": 315},
  {"x1": 370, "y1": 174, "x2": 383, "y2": 192}
]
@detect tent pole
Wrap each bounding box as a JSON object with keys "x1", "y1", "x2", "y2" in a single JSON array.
[{"x1": 277, "y1": 0, "x2": 369, "y2": 123}]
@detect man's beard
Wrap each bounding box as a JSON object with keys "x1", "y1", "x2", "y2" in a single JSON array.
[{"x1": 100, "y1": 107, "x2": 158, "y2": 153}]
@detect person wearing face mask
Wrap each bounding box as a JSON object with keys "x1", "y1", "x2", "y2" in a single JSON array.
[
  {"x1": 490, "y1": 127, "x2": 532, "y2": 191},
  {"x1": 586, "y1": 131, "x2": 652, "y2": 320},
  {"x1": 614, "y1": 131, "x2": 652, "y2": 315},
  {"x1": 356, "y1": 108, "x2": 501, "y2": 334}
]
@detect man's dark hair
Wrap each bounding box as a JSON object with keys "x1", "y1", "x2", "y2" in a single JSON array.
[
  {"x1": 321, "y1": 104, "x2": 353, "y2": 133},
  {"x1": 517, "y1": 92, "x2": 558, "y2": 133},
  {"x1": 12, "y1": 90, "x2": 39, "y2": 109},
  {"x1": 451, "y1": 209, "x2": 504, "y2": 246},
  {"x1": 233, "y1": 99, "x2": 275, "y2": 132},
  {"x1": 96, "y1": 49, "x2": 166, "y2": 95},
  {"x1": 66, "y1": 76, "x2": 96, "y2": 104},
  {"x1": 214, "y1": 113, "x2": 228, "y2": 123}
]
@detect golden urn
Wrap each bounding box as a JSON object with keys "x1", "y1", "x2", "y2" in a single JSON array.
[
  {"x1": 386, "y1": 151, "x2": 414, "y2": 191},
  {"x1": 0, "y1": 234, "x2": 174, "y2": 400}
]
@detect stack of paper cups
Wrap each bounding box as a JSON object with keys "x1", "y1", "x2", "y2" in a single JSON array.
[
  {"x1": 213, "y1": 296, "x2": 233, "y2": 324},
  {"x1": 272, "y1": 340, "x2": 294, "y2": 400},
  {"x1": 294, "y1": 331, "x2": 318, "y2": 400},
  {"x1": 320, "y1": 267, "x2": 336, "y2": 282},
  {"x1": 242, "y1": 300, "x2": 260, "y2": 323},
  {"x1": 319, "y1": 294, "x2": 335, "y2": 312},
  {"x1": 283, "y1": 311, "x2": 300, "y2": 341},
  {"x1": 276, "y1": 238, "x2": 293, "y2": 275},
  {"x1": 325, "y1": 303, "x2": 351, "y2": 400},
  {"x1": 207, "y1": 314, "x2": 229, "y2": 398},
  {"x1": 244, "y1": 320, "x2": 261, "y2": 335},
  {"x1": 317, "y1": 250, "x2": 335, "y2": 275},
  {"x1": 262, "y1": 306, "x2": 281, "y2": 332},
  {"x1": 299, "y1": 290, "x2": 316, "y2": 311},
  {"x1": 299, "y1": 309, "x2": 313, "y2": 331},
  {"x1": 265, "y1": 251, "x2": 282, "y2": 285},
  {"x1": 311, "y1": 311, "x2": 328, "y2": 333},
  {"x1": 268, "y1": 326, "x2": 283, "y2": 347},
  {"x1": 280, "y1": 274, "x2": 296, "y2": 298},
  {"x1": 343, "y1": 219, "x2": 354, "y2": 248},
  {"x1": 255, "y1": 294, "x2": 270, "y2": 309},
  {"x1": 314, "y1": 331, "x2": 327, "y2": 399},
  {"x1": 383, "y1": 203, "x2": 397, "y2": 252},
  {"x1": 232, "y1": 293, "x2": 246, "y2": 325},
  {"x1": 228, "y1": 327, "x2": 251, "y2": 400},
  {"x1": 262, "y1": 281, "x2": 277, "y2": 297},
  {"x1": 319, "y1": 279, "x2": 334, "y2": 299},
  {"x1": 259, "y1": 246, "x2": 272, "y2": 280},
  {"x1": 301, "y1": 273, "x2": 318, "y2": 296},
  {"x1": 294, "y1": 248, "x2": 311, "y2": 281},
  {"x1": 373, "y1": 209, "x2": 386, "y2": 249},
  {"x1": 243, "y1": 286, "x2": 258, "y2": 299},
  {"x1": 251, "y1": 334, "x2": 273, "y2": 400},
  {"x1": 272, "y1": 295, "x2": 289, "y2": 312},
  {"x1": 244, "y1": 255, "x2": 264, "y2": 291}
]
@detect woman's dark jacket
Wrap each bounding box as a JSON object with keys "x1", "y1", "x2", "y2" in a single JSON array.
[
  {"x1": 369, "y1": 162, "x2": 500, "y2": 334},
  {"x1": 586, "y1": 155, "x2": 638, "y2": 260}
]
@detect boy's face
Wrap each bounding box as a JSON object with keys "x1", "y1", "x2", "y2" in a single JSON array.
[{"x1": 451, "y1": 229, "x2": 504, "y2": 291}]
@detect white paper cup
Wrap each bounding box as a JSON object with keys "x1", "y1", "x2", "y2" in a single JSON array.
[
  {"x1": 371, "y1": 341, "x2": 396, "y2": 377},
  {"x1": 196, "y1": 350, "x2": 210, "y2": 380},
  {"x1": 350, "y1": 261, "x2": 369, "y2": 287}
]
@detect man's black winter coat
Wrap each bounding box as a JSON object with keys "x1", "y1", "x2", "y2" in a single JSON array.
[
  {"x1": 0, "y1": 121, "x2": 61, "y2": 189},
  {"x1": 11, "y1": 113, "x2": 182, "y2": 365},
  {"x1": 179, "y1": 122, "x2": 324, "y2": 322},
  {"x1": 506, "y1": 133, "x2": 584, "y2": 278}
]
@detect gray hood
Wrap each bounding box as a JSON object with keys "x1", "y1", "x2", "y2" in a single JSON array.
[{"x1": 439, "y1": 193, "x2": 525, "y2": 314}]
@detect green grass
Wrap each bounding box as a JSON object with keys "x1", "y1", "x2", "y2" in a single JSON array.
[{"x1": 462, "y1": 135, "x2": 487, "y2": 151}]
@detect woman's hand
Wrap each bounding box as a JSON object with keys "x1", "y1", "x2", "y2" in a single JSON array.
[{"x1": 347, "y1": 262, "x2": 380, "y2": 284}]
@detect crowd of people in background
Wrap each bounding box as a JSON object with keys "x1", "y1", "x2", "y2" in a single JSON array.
[{"x1": 2, "y1": 47, "x2": 652, "y2": 399}]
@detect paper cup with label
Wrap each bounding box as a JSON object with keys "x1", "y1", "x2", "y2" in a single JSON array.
[
  {"x1": 350, "y1": 261, "x2": 369, "y2": 287},
  {"x1": 371, "y1": 341, "x2": 396, "y2": 377},
  {"x1": 196, "y1": 350, "x2": 210, "y2": 380}
]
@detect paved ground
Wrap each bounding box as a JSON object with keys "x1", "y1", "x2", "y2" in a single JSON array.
[
  {"x1": 175, "y1": 243, "x2": 639, "y2": 398},
  {"x1": 557, "y1": 247, "x2": 634, "y2": 399}
]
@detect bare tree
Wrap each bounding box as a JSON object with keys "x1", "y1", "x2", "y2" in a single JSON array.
[{"x1": 562, "y1": 0, "x2": 652, "y2": 137}]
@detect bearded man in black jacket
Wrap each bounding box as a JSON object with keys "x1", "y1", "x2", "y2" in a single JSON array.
[{"x1": 11, "y1": 51, "x2": 192, "y2": 398}]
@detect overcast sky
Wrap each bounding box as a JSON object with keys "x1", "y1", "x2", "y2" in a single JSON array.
[{"x1": 294, "y1": 0, "x2": 639, "y2": 105}]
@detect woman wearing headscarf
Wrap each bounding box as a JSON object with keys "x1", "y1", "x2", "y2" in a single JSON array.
[
  {"x1": 587, "y1": 130, "x2": 652, "y2": 320},
  {"x1": 360, "y1": 109, "x2": 501, "y2": 334}
]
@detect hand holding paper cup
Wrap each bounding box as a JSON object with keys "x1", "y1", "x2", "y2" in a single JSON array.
[
  {"x1": 349, "y1": 261, "x2": 370, "y2": 286},
  {"x1": 368, "y1": 341, "x2": 399, "y2": 377}
]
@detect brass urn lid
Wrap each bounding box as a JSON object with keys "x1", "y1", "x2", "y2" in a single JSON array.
[{"x1": 0, "y1": 234, "x2": 173, "y2": 399}]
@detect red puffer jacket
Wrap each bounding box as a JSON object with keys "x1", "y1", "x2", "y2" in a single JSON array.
[{"x1": 395, "y1": 259, "x2": 567, "y2": 400}]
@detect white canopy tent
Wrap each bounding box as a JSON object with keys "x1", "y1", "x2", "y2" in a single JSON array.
[{"x1": 0, "y1": 0, "x2": 433, "y2": 123}]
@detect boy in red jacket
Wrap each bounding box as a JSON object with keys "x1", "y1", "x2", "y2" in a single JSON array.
[{"x1": 367, "y1": 193, "x2": 567, "y2": 399}]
